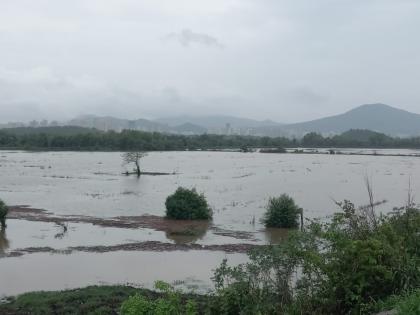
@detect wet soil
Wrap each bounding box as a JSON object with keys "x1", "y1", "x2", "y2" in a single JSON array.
[{"x1": 3, "y1": 240, "x2": 257, "y2": 258}]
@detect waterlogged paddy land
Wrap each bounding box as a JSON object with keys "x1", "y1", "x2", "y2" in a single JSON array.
[{"x1": 1, "y1": 150, "x2": 420, "y2": 297}]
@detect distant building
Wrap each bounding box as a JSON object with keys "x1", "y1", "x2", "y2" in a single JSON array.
[
  {"x1": 29, "y1": 120, "x2": 39, "y2": 127},
  {"x1": 225, "y1": 123, "x2": 232, "y2": 135}
]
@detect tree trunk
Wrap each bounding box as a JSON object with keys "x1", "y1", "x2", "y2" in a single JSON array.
[
  {"x1": 135, "y1": 161, "x2": 141, "y2": 177},
  {"x1": 300, "y1": 208, "x2": 304, "y2": 231}
]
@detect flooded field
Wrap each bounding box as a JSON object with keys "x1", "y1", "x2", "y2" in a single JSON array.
[{"x1": 1, "y1": 150, "x2": 420, "y2": 296}]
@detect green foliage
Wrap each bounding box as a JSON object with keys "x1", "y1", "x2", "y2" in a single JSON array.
[
  {"x1": 212, "y1": 202, "x2": 420, "y2": 315},
  {"x1": 121, "y1": 294, "x2": 154, "y2": 315},
  {"x1": 0, "y1": 128, "x2": 292, "y2": 151},
  {"x1": 0, "y1": 199, "x2": 8, "y2": 227},
  {"x1": 395, "y1": 290, "x2": 420, "y2": 315},
  {"x1": 0, "y1": 284, "x2": 202, "y2": 315},
  {"x1": 210, "y1": 246, "x2": 295, "y2": 314},
  {"x1": 299, "y1": 129, "x2": 420, "y2": 148},
  {"x1": 165, "y1": 187, "x2": 212, "y2": 220},
  {"x1": 2, "y1": 127, "x2": 420, "y2": 150},
  {"x1": 120, "y1": 281, "x2": 198, "y2": 315},
  {"x1": 0, "y1": 285, "x2": 148, "y2": 315},
  {"x1": 290, "y1": 203, "x2": 420, "y2": 314},
  {"x1": 374, "y1": 289, "x2": 420, "y2": 315},
  {"x1": 262, "y1": 194, "x2": 301, "y2": 228},
  {"x1": 302, "y1": 132, "x2": 325, "y2": 146}
]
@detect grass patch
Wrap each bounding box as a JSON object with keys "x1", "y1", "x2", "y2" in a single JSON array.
[
  {"x1": 0, "y1": 286, "x2": 158, "y2": 315},
  {"x1": 373, "y1": 289, "x2": 420, "y2": 315},
  {"x1": 0, "y1": 285, "x2": 209, "y2": 315}
]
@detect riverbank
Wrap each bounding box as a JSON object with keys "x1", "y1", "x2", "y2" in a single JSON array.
[{"x1": 0, "y1": 285, "x2": 207, "y2": 315}]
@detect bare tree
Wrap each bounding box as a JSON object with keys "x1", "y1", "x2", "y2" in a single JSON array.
[
  {"x1": 122, "y1": 152, "x2": 148, "y2": 176},
  {"x1": 358, "y1": 176, "x2": 386, "y2": 230}
]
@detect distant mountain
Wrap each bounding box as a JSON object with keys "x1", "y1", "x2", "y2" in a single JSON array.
[
  {"x1": 67, "y1": 114, "x2": 282, "y2": 135},
  {"x1": 154, "y1": 115, "x2": 281, "y2": 131},
  {"x1": 257, "y1": 104, "x2": 420, "y2": 137},
  {"x1": 67, "y1": 115, "x2": 209, "y2": 135},
  {"x1": 51, "y1": 104, "x2": 420, "y2": 138}
]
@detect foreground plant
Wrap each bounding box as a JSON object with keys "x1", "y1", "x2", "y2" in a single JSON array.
[
  {"x1": 374, "y1": 289, "x2": 420, "y2": 315},
  {"x1": 212, "y1": 199, "x2": 420, "y2": 314},
  {"x1": 120, "y1": 281, "x2": 197, "y2": 315}
]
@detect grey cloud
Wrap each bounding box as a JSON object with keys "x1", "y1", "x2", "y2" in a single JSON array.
[
  {"x1": 285, "y1": 87, "x2": 330, "y2": 106},
  {"x1": 164, "y1": 29, "x2": 224, "y2": 48},
  {"x1": 0, "y1": 1, "x2": 420, "y2": 123}
]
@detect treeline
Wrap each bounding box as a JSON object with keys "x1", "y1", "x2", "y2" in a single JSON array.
[
  {"x1": 0, "y1": 127, "x2": 291, "y2": 150},
  {"x1": 302, "y1": 129, "x2": 420, "y2": 148},
  {"x1": 1, "y1": 127, "x2": 420, "y2": 150}
]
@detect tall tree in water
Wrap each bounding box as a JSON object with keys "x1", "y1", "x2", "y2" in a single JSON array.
[{"x1": 122, "y1": 152, "x2": 148, "y2": 176}]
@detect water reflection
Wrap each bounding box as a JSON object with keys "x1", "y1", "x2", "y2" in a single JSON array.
[
  {"x1": 263, "y1": 228, "x2": 291, "y2": 245},
  {"x1": 0, "y1": 227, "x2": 9, "y2": 256},
  {"x1": 165, "y1": 221, "x2": 210, "y2": 244}
]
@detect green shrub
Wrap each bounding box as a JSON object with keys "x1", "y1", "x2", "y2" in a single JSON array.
[
  {"x1": 0, "y1": 199, "x2": 8, "y2": 228},
  {"x1": 396, "y1": 289, "x2": 420, "y2": 315},
  {"x1": 374, "y1": 289, "x2": 420, "y2": 315},
  {"x1": 120, "y1": 281, "x2": 198, "y2": 315},
  {"x1": 262, "y1": 194, "x2": 300, "y2": 228},
  {"x1": 0, "y1": 285, "x2": 146, "y2": 315},
  {"x1": 213, "y1": 201, "x2": 420, "y2": 315},
  {"x1": 211, "y1": 246, "x2": 294, "y2": 314},
  {"x1": 165, "y1": 187, "x2": 212, "y2": 220},
  {"x1": 120, "y1": 294, "x2": 154, "y2": 315}
]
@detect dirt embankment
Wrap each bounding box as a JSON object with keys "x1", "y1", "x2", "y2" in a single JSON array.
[{"x1": 3, "y1": 241, "x2": 257, "y2": 258}]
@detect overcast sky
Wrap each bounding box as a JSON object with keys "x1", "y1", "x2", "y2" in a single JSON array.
[{"x1": 1, "y1": 0, "x2": 419, "y2": 123}]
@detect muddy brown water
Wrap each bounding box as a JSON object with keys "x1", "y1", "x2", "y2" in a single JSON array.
[
  {"x1": 0, "y1": 250, "x2": 245, "y2": 296},
  {"x1": 1, "y1": 150, "x2": 420, "y2": 296}
]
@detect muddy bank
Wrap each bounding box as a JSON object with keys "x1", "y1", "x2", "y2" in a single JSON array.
[
  {"x1": 7, "y1": 206, "x2": 257, "y2": 241},
  {"x1": 2, "y1": 240, "x2": 257, "y2": 258}
]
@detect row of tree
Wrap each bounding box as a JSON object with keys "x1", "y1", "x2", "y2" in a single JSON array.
[
  {"x1": 0, "y1": 128, "x2": 291, "y2": 150},
  {"x1": 1, "y1": 127, "x2": 420, "y2": 150}
]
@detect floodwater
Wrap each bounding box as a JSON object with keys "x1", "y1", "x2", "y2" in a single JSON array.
[
  {"x1": 1, "y1": 150, "x2": 420, "y2": 296},
  {"x1": 0, "y1": 250, "x2": 244, "y2": 296}
]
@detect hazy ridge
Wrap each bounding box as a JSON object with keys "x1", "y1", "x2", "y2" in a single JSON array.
[{"x1": 2, "y1": 103, "x2": 420, "y2": 137}]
